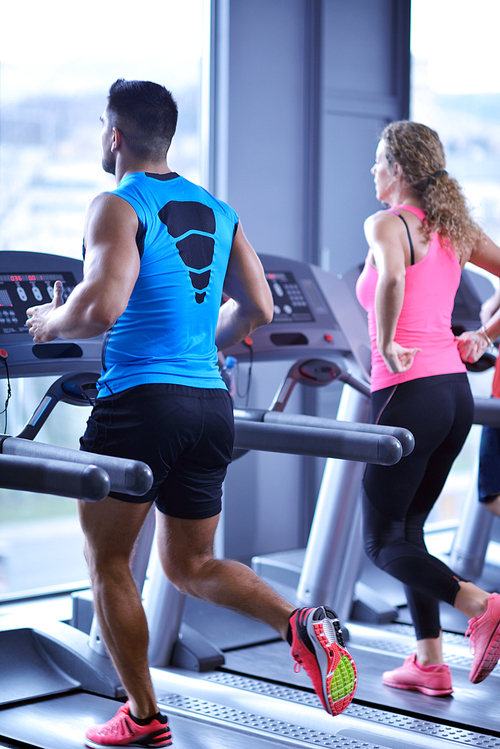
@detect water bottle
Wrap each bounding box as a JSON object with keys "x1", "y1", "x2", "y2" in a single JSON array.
[{"x1": 220, "y1": 355, "x2": 237, "y2": 397}]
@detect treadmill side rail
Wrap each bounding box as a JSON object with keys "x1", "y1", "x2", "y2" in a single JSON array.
[{"x1": 0, "y1": 618, "x2": 125, "y2": 705}]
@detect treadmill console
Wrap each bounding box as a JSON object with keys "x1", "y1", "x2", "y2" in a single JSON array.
[
  {"x1": 225, "y1": 255, "x2": 372, "y2": 382},
  {"x1": 0, "y1": 252, "x2": 103, "y2": 378},
  {"x1": 0, "y1": 271, "x2": 77, "y2": 336},
  {"x1": 267, "y1": 271, "x2": 316, "y2": 324}
]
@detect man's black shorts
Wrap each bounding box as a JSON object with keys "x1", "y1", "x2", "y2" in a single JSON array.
[{"x1": 79, "y1": 383, "x2": 234, "y2": 519}]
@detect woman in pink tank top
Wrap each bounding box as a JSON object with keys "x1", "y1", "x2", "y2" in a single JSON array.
[{"x1": 357, "y1": 121, "x2": 500, "y2": 695}]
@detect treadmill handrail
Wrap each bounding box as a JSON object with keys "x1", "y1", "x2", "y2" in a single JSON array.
[
  {"x1": 0, "y1": 435, "x2": 153, "y2": 496},
  {"x1": 473, "y1": 397, "x2": 500, "y2": 427},
  {"x1": 234, "y1": 408, "x2": 414, "y2": 457},
  {"x1": 233, "y1": 419, "x2": 402, "y2": 465},
  {"x1": 0, "y1": 453, "x2": 110, "y2": 501}
]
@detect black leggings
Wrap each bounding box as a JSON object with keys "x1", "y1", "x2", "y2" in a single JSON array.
[{"x1": 362, "y1": 373, "x2": 473, "y2": 640}]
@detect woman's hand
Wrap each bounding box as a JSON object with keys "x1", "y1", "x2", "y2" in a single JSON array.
[
  {"x1": 457, "y1": 330, "x2": 489, "y2": 363},
  {"x1": 379, "y1": 341, "x2": 420, "y2": 374}
]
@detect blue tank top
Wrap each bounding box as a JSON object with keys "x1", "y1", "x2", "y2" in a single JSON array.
[{"x1": 95, "y1": 171, "x2": 238, "y2": 396}]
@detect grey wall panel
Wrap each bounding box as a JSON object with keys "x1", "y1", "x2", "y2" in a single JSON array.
[
  {"x1": 227, "y1": 0, "x2": 308, "y2": 260},
  {"x1": 320, "y1": 113, "x2": 386, "y2": 276},
  {"x1": 319, "y1": 0, "x2": 410, "y2": 275},
  {"x1": 324, "y1": 0, "x2": 398, "y2": 99}
]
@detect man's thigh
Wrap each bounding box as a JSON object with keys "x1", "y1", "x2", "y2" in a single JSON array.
[
  {"x1": 78, "y1": 496, "x2": 153, "y2": 562},
  {"x1": 155, "y1": 512, "x2": 220, "y2": 576}
]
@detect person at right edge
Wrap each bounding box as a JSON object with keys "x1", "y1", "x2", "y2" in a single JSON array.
[
  {"x1": 356, "y1": 120, "x2": 500, "y2": 698},
  {"x1": 475, "y1": 285, "x2": 500, "y2": 515}
]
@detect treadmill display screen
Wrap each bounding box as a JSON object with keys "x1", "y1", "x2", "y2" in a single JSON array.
[
  {"x1": 0, "y1": 271, "x2": 78, "y2": 335},
  {"x1": 266, "y1": 271, "x2": 315, "y2": 323}
]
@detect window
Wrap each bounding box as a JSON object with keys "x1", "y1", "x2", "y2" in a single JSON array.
[
  {"x1": 411, "y1": 0, "x2": 500, "y2": 525},
  {"x1": 411, "y1": 0, "x2": 500, "y2": 246},
  {"x1": 0, "y1": 0, "x2": 207, "y2": 595}
]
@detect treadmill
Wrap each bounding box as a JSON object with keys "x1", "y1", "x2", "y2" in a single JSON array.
[
  {"x1": 226, "y1": 257, "x2": 500, "y2": 742},
  {"x1": 0, "y1": 252, "x2": 498, "y2": 749}
]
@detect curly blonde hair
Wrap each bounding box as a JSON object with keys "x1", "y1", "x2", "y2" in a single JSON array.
[{"x1": 381, "y1": 121, "x2": 482, "y2": 261}]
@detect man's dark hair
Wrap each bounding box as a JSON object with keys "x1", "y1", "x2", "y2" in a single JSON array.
[{"x1": 107, "y1": 79, "x2": 178, "y2": 161}]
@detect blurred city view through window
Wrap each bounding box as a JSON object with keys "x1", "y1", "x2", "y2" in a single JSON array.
[
  {"x1": 411, "y1": 0, "x2": 500, "y2": 526},
  {"x1": 0, "y1": 0, "x2": 206, "y2": 593},
  {"x1": 411, "y1": 1, "x2": 500, "y2": 249}
]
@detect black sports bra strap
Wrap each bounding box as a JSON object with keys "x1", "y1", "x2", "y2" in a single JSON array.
[{"x1": 393, "y1": 212, "x2": 415, "y2": 266}]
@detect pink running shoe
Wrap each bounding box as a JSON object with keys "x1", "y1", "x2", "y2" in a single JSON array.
[
  {"x1": 85, "y1": 702, "x2": 173, "y2": 748},
  {"x1": 290, "y1": 606, "x2": 357, "y2": 716},
  {"x1": 466, "y1": 592, "x2": 500, "y2": 684},
  {"x1": 382, "y1": 654, "x2": 453, "y2": 696}
]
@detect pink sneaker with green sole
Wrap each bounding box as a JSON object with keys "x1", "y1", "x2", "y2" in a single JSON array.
[{"x1": 289, "y1": 606, "x2": 357, "y2": 716}]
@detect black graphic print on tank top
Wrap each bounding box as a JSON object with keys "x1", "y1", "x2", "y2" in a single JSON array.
[{"x1": 158, "y1": 201, "x2": 216, "y2": 304}]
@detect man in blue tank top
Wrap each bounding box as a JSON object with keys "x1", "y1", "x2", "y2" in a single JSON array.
[{"x1": 26, "y1": 79, "x2": 357, "y2": 747}]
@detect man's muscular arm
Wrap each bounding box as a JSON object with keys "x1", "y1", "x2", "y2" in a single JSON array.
[
  {"x1": 215, "y1": 222, "x2": 273, "y2": 351},
  {"x1": 27, "y1": 194, "x2": 140, "y2": 342}
]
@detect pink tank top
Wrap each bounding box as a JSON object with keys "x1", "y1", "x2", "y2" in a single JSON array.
[{"x1": 355, "y1": 205, "x2": 466, "y2": 392}]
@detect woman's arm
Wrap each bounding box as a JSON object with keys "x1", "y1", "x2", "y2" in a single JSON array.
[
  {"x1": 457, "y1": 235, "x2": 500, "y2": 363},
  {"x1": 364, "y1": 211, "x2": 420, "y2": 374},
  {"x1": 480, "y1": 286, "x2": 500, "y2": 326}
]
